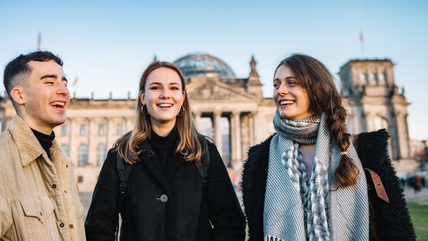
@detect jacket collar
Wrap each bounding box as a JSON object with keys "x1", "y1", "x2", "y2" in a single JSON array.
[{"x1": 7, "y1": 115, "x2": 50, "y2": 167}]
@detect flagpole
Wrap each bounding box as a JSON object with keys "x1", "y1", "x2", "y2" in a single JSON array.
[
  {"x1": 73, "y1": 77, "x2": 78, "y2": 98},
  {"x1": 360, "y1": 31, "x2": 364, "y2": 59},
  {"x1": 38, "y1": 32, "x2": 41, "y2": 51}
]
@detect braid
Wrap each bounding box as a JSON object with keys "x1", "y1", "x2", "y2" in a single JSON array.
[{"x1": 327, "y1": 106, "x2": 359, "y2": 187}]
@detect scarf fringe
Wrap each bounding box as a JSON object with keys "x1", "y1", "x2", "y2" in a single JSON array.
[{"x1": 265, "y1": 235, "x2": 286, "y2": 241}]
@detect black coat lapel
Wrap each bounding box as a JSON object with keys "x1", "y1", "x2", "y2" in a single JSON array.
[
  {"x1": 164, "y1": 152, "x2": 186, "y2": 183},
  {"x1": 139, "y1": 142, "x2": 171, "y2": 193}
]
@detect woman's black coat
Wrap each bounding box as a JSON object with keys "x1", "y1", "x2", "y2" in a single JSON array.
[
  {"x1": 85, "y1": 139, "x2": 246, "y2": 241},
  {"x1": 242, "y1": 129, "x2": 416, "y2": 241}
]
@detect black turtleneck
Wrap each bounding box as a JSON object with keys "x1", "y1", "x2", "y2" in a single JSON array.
[
  {"x1": 31, "y1": 129, "x2": 55, "y2": 160},
  {"x1": 149, "y1": 128, "x2": 177, "y2": 170}
]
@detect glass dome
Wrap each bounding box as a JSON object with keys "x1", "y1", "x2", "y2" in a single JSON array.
[{"x1": 173, "y1": 53, "x2": 236, "y2": 78}]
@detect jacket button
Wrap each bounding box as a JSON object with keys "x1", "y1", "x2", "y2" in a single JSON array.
[
  {"x1": 148, "y1": 150, "x2": 154, "y2": 157},
  {"x1": 160, "y1": 194, "x2": 168, "y2": 202},
  {"x1": 69, "y1": 224, "x2": 74, "y2": 229},
  {"x1": 59, "y1": 223, "x2": 64, "y2": 228},
  {"x1": 52, "y1": 184, "x2": 57, "y2": 188}
]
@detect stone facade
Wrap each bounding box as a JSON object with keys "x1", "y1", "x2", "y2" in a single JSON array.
[
  {"x1": 0, "y1": 54, "x2": 417, "y2": 193},
  {"x1": 338, "y1": 59, "x2": 416, "y2": 172}
]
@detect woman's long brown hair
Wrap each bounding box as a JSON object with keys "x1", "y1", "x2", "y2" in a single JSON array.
[
  {"x1": 115, "y1": 61, "x2": 204, "y2": 163},
  {"x1": 274, "y1": 54, "x2": 359, "y2": 188}
]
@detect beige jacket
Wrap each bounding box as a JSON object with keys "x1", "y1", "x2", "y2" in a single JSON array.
[{"x1": 0, "y1": 115, "x2": 85, "y2": 241}]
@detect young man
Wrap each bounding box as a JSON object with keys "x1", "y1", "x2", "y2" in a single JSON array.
[{"x1": 0, "y1": 51, "x2": 85, "y2": 240}]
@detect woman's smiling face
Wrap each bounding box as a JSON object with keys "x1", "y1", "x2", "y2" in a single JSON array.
[
  {"x1": 140, "y1": 67, "x2": 185, "y2": 129},
  {"x1": 273, "y1": 65, "x2": 313, "y2": 120}
]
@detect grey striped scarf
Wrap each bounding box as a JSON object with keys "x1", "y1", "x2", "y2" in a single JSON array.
[{"x1": 264, "y1": 110, "x2": 369, "y2": 241}]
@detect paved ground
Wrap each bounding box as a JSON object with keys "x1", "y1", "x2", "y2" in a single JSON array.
[{"x1": 404, "y1": 187, "x2": 428, "y2": 205}]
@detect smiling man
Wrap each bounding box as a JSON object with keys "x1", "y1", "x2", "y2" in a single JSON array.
[{"x1": 0, "y1": 51, "x2": 85, "y2": 240}]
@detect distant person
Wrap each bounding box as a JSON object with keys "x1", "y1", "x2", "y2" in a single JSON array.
[
  {"x1": 85, "y1": 61, "x2": 245, "y2": 240},
  {"x1": 409, "y1": 174, "x2": 418, "y2": 194},
  {"x1": 0, "y1": 51, "x2": 86, "y2": 240},
  {"x1": 416, "y1": 175, "x2": 422, "y2": 194},
  {"x1": 401, "y1": 177, "x2": 406, "y2": 188},
  {"x1": 241, "y1": 54, "x2": 415, "y2": 241}
]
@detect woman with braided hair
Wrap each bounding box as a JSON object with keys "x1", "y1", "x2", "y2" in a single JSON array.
[{"x1": 241, "y1": 54, "x2": 415, "y2": 241}]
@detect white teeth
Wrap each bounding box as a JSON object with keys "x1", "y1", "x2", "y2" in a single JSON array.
[
  {"x1": 158, "y1": 104, "x2": 172, "y2": 107},
  {"x1": 51, "y1": 102, "x2": 65, "y2": 106},
  {"x1": 280, "y1": 100, "x2": 294, "y2": 105}
]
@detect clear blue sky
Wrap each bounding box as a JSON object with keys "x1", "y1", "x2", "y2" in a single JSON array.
[{"x1": 1, "y1": 0, "x2": 427, "y2": 139}]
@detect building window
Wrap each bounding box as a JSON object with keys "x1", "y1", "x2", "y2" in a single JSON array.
[
  {"x1": 77, "y1": 176, "x2": 83, "y2": 183},
  {"x1": 370, "y1": 117, "x2": 388, "y2": 132},
  {"x1": 78, "y1": 144, "x2": 88, "y2": 166},
  {"x1": 96, "y1": 144, "x2": 107, "y2": 166},
  {"x1": 61, "y1": 144, "x2": 69, "y2": 156},
  {"x1": 370, "y1": 72, "x2": 377, "y2": 81},
  {"x1": 98, "y1": 124, "x2": 105, "y2": 135},
  {"x1": 61, "y1": 125, "x2": 67, "y2": 136},
  {"x1": 380, "y1": 72, "x2": 386, "y2": 81},
  {"x1": 117, "y1": 124, "x2": 123, "y2": 135},
  {"x1": 80, "y1": 125, "x2": 86, "y2": 135},
  {"x1": 360, "y1": 73, "x2": 368, "y2": 83}
]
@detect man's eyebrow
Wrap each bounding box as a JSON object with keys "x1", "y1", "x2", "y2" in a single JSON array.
[
  {"x1": 40, "y1": 74, "x2": 58, "y2": 80},
  {"x1": 40, "y1": 75, "x2": 68, "y2": 83}
]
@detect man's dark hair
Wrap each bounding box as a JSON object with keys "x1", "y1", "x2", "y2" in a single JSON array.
[{"x1": 3, "y1": 51, "x2": 63, "y2": 99}]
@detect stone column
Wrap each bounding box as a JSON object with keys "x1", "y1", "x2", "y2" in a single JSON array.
[
  {"x1": 249, "y1": 112, "x2": 256, "y2": 146},
  {"x1": 106, "y1": 117, "x2": 112, "y2": 148},
  {"x1": 70, "y1": 118, "x2": 78, "y2": 166},
  {"x1": 193, "y1": 111, "x2": 202, "y2": 132},
  {"x1": 87, "y1": 118, "x2": 94, "y2": 166},
  {"x1": 213, "y1": 111, "x2": 223, "y2": 156},
  {"x1": 232, "y1": 111, "x2": 241, "y2": 165},
  {"x1": 251, "y1": 111, "x2": 259, "y2": 144},
  {"x1": 396, "y1": 111, "x2": 410, "y2": 159},
  {"x1": 67, "y1": 118, "x2": 73, "y2": 156}
]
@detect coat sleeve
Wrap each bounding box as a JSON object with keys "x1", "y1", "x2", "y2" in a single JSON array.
[
  {"x1": 85, "y1": 148, "x2": 120, "y2": 241},
  {"x1": 205, "y1": 142, "x2": 246, "y2": 241},
  {"x1": 0, "y1": 163, "x2": 12, "y2": 238},
  {"x1": 356, "y1": 129, "x2": 416, "y2": 241}
]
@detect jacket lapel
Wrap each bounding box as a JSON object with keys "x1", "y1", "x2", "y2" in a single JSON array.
[
  {"x1": 164, "y1": 152, "x2": 186, "y2": 183},
  {"x1": 139, "y1": 141, "x2": 171, "y2": 193}
]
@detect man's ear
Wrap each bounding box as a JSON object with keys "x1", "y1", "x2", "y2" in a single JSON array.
[{"x1": 10, "y1": 87, "x2": 26, "y2": 105}]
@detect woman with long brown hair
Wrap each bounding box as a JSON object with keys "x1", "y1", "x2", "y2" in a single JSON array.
[
  {"x1": 85, "y1": 61, "x2": 245, "y2": 241},
  {"x1": 242, "y1": 54, "x2": 414, "y2": 241}
]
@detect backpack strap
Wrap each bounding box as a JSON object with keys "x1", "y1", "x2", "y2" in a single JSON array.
[
  {"x1": 195, "y1": 135, "x2": 210, "y2": 193},
  {"x1": 116, "y1": 152, "x2": 133, "y2": 213},
  {"x1": 115, "y1": 152, "x2": 133, "y2": 240}
]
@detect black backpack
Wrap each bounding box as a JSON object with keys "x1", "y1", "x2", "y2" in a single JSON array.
[{"x1": 114, "y1": 136, "x2": 210, "y2": 240}]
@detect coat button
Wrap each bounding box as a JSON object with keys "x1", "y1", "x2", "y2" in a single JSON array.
[
  {"x1": 148, "y1": 150, "x2": 154, "y2": 157},
  {"x1": 59, "y1": 223, "x2": 64, "y2": 227},
  {"x1": 160, "y1": 194, "x2": 168, "y2": 202},
  {"x1": 69, "y1": 224, "x2": 74, "y2": 229},
  {"x1": 52, "y1": 184, "x2": 57, "y2": 188},
  {"x1": 156, "y1": 194, "x2": 168, "y2": 202}
]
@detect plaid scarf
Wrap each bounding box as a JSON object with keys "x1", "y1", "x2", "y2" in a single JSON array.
[{"x1": 263, "y1": 110, "x2": 369, "y2": 241}]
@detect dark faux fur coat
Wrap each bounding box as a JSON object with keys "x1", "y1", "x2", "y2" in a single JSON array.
[{"x1": 242, "y1": 129, "x2": 416, "y2": 241}]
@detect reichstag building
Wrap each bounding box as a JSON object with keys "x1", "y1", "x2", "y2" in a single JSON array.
[{"x1": 0, "y1": 53, "x2": 415, "y2": 193}]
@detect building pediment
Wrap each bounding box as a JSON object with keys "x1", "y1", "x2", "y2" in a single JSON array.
[{"x1": 187, "y1": 78, "x2": 258, "y2": 103}]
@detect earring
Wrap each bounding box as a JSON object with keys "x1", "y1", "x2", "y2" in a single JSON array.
[
  {"x1": 141, "y1": 105, "x2": 149, "y2": 115},
  {"x1": 177, "y1": 106, "x2": 185, "y2": 116}
]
